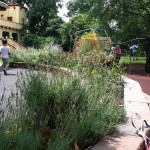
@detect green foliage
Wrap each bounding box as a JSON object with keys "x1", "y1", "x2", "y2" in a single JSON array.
[
  {"x1": 1, "y1": 38, "x2": 125, "y2": 149},
  {"x1": 46, "y1": 15, "x2": 64, "y2": 43},
  {"x1": 120, "y1": 56, "x2": 146, "y2": 65},
  {"x1": 67, "y1": 0, "x2": 150, "y2": 43},
  {"x1": 23, "y1": 34, "x2": 44, "y2": 48},
  {"x1": 1, "y1": 0, "x2": 63, "y2": 38},
  {"x1": 26, "y1": 0, "x2": 58, "y2": 36},
  {"x1": 0, "y1": 127, "x2": 40, "y2": 150},
  {"x1": 44, "y1": 37, "x2": 55, "y2": 45},
  {"x1": 10, "y1": 49, "x2": 41, "y2": 64},
  {"x1": 23, "y1": 34, "x2": 55, "y2": 49},
  {"x1": 19, "y1": 73, "x2": 88, "y2": 130},
  {"x1": 60, "y1": 13, "x2": 99, "y2": 51},
  {"x1": 13, "y1": 67, "x2": 124, "y2": 149},
  {"x1": 10, "y1": 45, "x2": 77, "y2": 68},
  {"x1": 0, "y1": 59, "x2": 2, "y2": 64},
  {"x1": 10, "y1": 52, "x2": 24, "y2": 62}
]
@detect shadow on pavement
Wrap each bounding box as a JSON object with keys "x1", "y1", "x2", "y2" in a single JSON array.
[
  {"x1": 123, "y1": 64, "x2": 148, "y2": 76},
  {"x1": 0, "y1": 65, "x2": 15, "y2": 72},
  {"x1": 0, "y1": 66, "x2": 16, "y2": 76},
  {"x1": 5, "y1": 73, "x2": 16, "y2": 76}
]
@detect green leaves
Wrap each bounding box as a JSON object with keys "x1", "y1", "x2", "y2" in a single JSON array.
[
  {"x1": 67, "y1": 0, "x2": 150, "y2": 43},
  {"x1": 60, "y1": 13, "x2": 99, "y2": 50}
]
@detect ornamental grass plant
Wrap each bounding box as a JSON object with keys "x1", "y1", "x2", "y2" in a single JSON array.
[
  {"x1": 0, "y1": 69, "x2": 124, "y2": 150},
  {"x1": 0, "y1": 41, "x2": 125, "y2": 149}
]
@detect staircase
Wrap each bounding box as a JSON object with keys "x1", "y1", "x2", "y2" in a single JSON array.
[{"x1": 0, "y1": 38, "x2": 27, "y2": 51}]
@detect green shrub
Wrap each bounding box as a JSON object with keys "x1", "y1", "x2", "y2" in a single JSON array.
[
  {"x1": 0, "y1": 129, "x2": 40, "y2": 150},
  {"x1": 12, "y1": 69, "x2": 124, "y2": 149},
  {"x1": 1, "y1": 38, "x2": 125, "y2": 149},
  {"x1": 23, "y1": 34, "x2": 44, "y2": 48},
  {"x1": 23, "y1": 34, "x2": 55, "y2": 49}
]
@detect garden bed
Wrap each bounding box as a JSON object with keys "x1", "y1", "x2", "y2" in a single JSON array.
[
  {"x1": 9, "y1": 62, "x2": 28, "y2": 68},
  {"x1": 9, "y1": 62, "x2": 73, "y2": 76},
  {"x1": 2, "y1": 45, "x2": 125, "y2": 150}
]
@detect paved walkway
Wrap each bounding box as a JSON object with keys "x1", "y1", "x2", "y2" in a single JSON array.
[
  {"x1": 0, "y1": 66, "x2": 20, "y2": 116},
  {"x1": 0, "y1": 66, "x2": 19, "y2": 97}
]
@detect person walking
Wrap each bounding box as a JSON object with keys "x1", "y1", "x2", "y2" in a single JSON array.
[
  {"x1": 130, "y1": 44, "x2": 138, "y2": 61},
  {"x1": 0, "y1": 39, "x2": 11, "y2": 75}
]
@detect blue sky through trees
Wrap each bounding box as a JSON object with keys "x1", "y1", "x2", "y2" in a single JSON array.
[{"x1": 58, "y1": 0, "x2": 70, "y2": 22}]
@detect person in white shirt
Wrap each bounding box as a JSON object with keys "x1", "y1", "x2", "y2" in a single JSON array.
[
  {"x1": 130, "y1": 44, "x2": 138, "y2": 61},
  {"x1": 0, "y1": 39, "x2": 11, "y2": 75},
  {"x1": 110, "y1": 44, "x2": 116, "y2": 54}
]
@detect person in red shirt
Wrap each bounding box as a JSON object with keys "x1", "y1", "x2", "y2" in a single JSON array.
[{"x1": 115, "y1": 45, "x2": 121, "y2": 64}]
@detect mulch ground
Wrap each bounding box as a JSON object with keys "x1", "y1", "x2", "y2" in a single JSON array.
[{"x1": 123, "y1": 64, "x2": 150, "y2": 96}]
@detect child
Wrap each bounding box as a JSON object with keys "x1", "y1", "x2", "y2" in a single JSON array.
[
  {"x1": 110, "y1": 44, "x2": 116, "y2": 54},
  {"x1": 0, "y1": 39, "x2": 11, "y2": 75}
]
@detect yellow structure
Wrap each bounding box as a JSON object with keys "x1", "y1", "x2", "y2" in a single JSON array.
[
  {"x1": 81, "y1": 33, "x2": 97, "y2": 41},
  {"x1": 80, "y1": 32, "x2": 111, "y2": 50},
  {"x1": 0, "y1": 2, "x2": 27, "y2": 44}
]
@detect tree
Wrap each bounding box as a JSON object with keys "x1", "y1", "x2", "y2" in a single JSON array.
[
  {"x1": 23, "y1": 33, "x2": 43, "y2": 48},
  {"x1": 46, "y1": 14, "x2": 64, "y2": 43},
  {"x1": 67, "y1": 0, "x2": 150, "y2": 43},
  {"x1": 60, "y1": 13, "x2": 99, "y2": 51},
  {"x1": 27, "y1": 0, "x2": 58, "y2": 36},
  {"x1": 1, "y1": 0, "x2": 63, "y2": 37},
  {"x1": 0, "y1": 0, "x2": 62, "y2": 9}
]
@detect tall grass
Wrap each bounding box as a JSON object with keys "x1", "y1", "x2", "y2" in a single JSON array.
[
  {"x1": 0, "y1": 67, "x2": 124, "y2": 150},
  {"x1": 0, "y1": 41, "x2": 125, "y2": 149}
]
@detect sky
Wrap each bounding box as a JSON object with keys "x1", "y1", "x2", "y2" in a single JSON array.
[{"x1": 58, "y1": 0, "x2": 70, "y2": 22}]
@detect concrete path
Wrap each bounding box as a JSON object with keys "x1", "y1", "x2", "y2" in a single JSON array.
[
  {"x1": 91, "y1": 76, "x2": 150, "y2": 150},
  {"x1": 0, "y1": 66, "x2": 20, "y2": 117},
  {"x1": 0, "y1": 68, "x2": 18, "y2": 97}
]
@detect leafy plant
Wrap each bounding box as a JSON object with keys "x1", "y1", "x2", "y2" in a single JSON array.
[{"x1": 1, "y1": 36, "x2": 125, "y2": 150}]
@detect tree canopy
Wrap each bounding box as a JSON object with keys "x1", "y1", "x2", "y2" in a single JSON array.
[
  {"x1": 60, "y1": 13, "x2": 99, "y2": 50},
  {"x1": 1, "y1": 0, "x2": 63, "y2": 38},
  {"x1": 1, "y1": 0, "x2": 150, "y2": 48},
  {"x1": 67, "y1": 0, "x2": 150, "y2": 42}
]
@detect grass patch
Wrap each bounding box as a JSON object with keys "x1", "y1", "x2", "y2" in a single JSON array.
[{"x1": 120, "y1": 56, "x2": 146, "y2": 65}]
